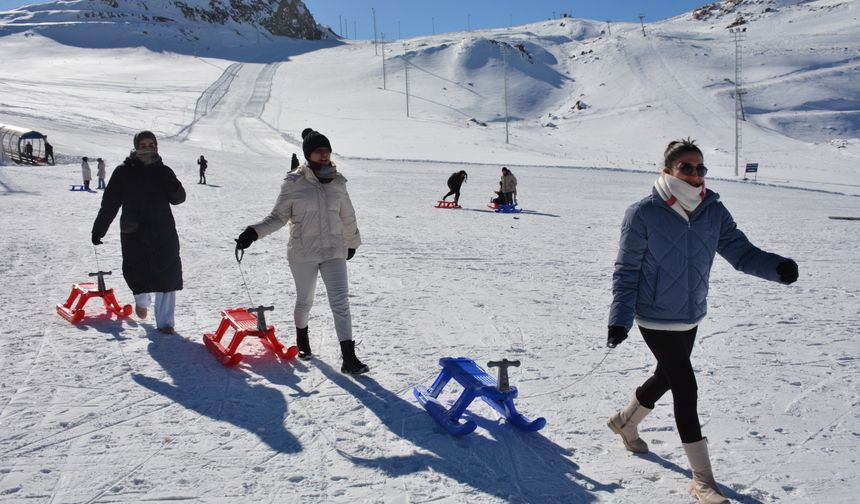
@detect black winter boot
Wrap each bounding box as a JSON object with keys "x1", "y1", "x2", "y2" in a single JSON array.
[
  {"x1": 340, "y1": 340, "x2": 369, "y2": 375},
  {"x1": 296, "y1": 326, "x2": 312, "y2": 360}
]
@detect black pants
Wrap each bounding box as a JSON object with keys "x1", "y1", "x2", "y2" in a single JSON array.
[
  {"x1": 443, "y1": 186, "x2": 461, "y2": 203},
  {"x1": 636, "y1": 326, "x2": 703, "y2": 443},
  {"x1": 199, "y1": 171, "x2": 206, "y2": 184},
  {"x1": 502, "y1": 192, "x2": 515, "y2": 205}
]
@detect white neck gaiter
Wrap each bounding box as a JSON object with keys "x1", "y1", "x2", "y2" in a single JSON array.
[{"x1": 654, "y1": 173, "x2": 705, "y2": 221}]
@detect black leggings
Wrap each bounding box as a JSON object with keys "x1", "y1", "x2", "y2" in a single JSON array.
[
  {"x1": 636, "y1": 326, "x2": 703, "y2": 443},
  {"x1": 443, "y1": 187, "x2": 461, "y2": 203}
]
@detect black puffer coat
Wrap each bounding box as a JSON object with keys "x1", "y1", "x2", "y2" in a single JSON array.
[{"x1": 92, "y1": 154, "x2": 185, "y2": 294}]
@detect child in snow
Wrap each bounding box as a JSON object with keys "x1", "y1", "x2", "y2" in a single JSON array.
[
  {"x1": 441, "y1": 170, "x2": 468, "y2": 205},
  {"x1": 606, "y1": 138, "x2": 799, "y2": 504},
  {"x1": 91, "y1": 131, "x2": 186, "y2": 334},
  {"x1": 235, "y1": 129, "x2": 367, "y2": 375},
  {"x1": 96, "y1": 158, "x2": 106, "y2": 189}
]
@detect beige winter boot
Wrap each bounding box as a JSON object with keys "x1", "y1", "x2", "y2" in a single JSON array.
[
  {"x1": 607, "y1": 396, "x2": 652, "y2": 453},
  {"x1": 683, "y1": 438, "x2": 729, "y2": 504}
]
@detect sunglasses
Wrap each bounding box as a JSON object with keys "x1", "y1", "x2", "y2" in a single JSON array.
[{"x1": 676, "y1": 162, "x2": 708, "y2": 177}]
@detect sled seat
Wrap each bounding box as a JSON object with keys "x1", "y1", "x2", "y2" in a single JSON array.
[
  {"x1": 413, "y1": 357, "x2": 546, "y2": 436},
  {"x1": 203, "y1": 307, "x2": 298, "y2": 366},
  {"x1": 56, "y1": 272, "x2": 132, "y2": 323}
]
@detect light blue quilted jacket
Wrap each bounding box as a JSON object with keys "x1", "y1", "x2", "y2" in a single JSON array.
[{"x1": 608, "y1": 188, "x2": 788, "y2": 331}]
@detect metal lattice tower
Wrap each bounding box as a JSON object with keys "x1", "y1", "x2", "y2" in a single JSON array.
[{"x1": 731, "y1": 27, "x2": 747, "y2": 177}]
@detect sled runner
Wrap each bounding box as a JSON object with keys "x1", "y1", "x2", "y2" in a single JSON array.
[
  {"x1": 413, "y1": 357, "x2": 546, "y2": 436},
  {"x1": 203, "y1": 306, "x2": 299, "y2": 366},
  {"x1": 435, "y1": 200, "x2": 461, "y2": 209},
  {"x1": 56, "y1": 271, "x2": 133, "y2": 323},
  {"x1": 487, "y1": 202, "x2": 522, "y2": 213}
]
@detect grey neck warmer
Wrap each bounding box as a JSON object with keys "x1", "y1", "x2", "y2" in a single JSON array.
[
  {"x1": 310, "y1": 162, "x2": 337, "y2": 183},
  {"x1": 133, "y1": 148, "x2": 161, "y2": 166}
]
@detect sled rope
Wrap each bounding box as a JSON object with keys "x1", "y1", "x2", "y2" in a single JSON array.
[
  {"x1": 530, "y1": 347, "x2": 612, "y2": 398},
  {"x1": 234, "y1": 244, "x2": 256, "y2": 307},
  {"x1": 93, "y1": 244, "x2": 102, "y2": 272}
]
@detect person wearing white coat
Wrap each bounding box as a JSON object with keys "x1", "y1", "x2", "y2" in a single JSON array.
[
  {"x1": 235, "y1": 129, "x2": 367, "y2": 374},
  {"x1": 81, "y1": 156, "x2": 92, "y2": 190}
]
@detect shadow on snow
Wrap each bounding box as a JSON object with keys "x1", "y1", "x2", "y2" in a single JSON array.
[
  {"x1": 131, "y1": 329, "x2": 304, "y2": 454},
  {"x1": 315, "y1": 359, "x2": 617, "y2": 503}
]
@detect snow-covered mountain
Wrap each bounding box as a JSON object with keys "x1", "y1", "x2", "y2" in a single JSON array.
[{"x1": 0, "y1": 0, "x2": 330, "y2": 58}]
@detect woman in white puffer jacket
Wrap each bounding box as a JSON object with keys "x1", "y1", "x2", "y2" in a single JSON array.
[{"x1": 235, "y1": 129, "x2": 367, "y2": 374}]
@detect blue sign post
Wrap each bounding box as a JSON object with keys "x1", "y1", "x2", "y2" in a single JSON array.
[{"x1": 744, "y1": 162, "x2": 758, "y2": 182}]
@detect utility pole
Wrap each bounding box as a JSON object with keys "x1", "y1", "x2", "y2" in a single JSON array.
[
  {"x1": 354, "y1": 20, "x2": 357, "y2": 39},
  {"x1": 638, "y1": 14, "x2": 646, "y2": 37},
  {"x1": 381, "y1": 33, "x2": 386, "y2": 89},
  {"x1": 344, "y1": 17, "x2": 348, "y2": 38},
  {"x1": 606, "y1": 20, "x2": 611, "y2": 36},
  {"x1": 502, "y1": 43, "x2": 510, "y2": 144},
  {"x1": 372, "y1": 8, "x2": 378, "y2": 55},
  {"x1": 398, "y1": 20, "x2": 401, "y2": 40},
  {"x1": 730, "y1": 27, "x2": 747, "y2": 177},
  {"x1": 405, "y1": 58, "x2": 411, "y2": 117},
  {"x1": 339, "y1": 15, "x2": 342, "y2": 37},
  {"x1": 432, "y1": 17, "x2": 435, "y2": 34}
]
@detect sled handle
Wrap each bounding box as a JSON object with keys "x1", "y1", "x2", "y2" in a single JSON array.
[
  {"x1": 88, "y1": 270, "x2": 112, "y2": 295},
  {"x1": 487, "y1": 359, "x2": 520, "y2": 392},
  {"x1": 246, "y1": 305, "x2": 274, "y2": 332}
]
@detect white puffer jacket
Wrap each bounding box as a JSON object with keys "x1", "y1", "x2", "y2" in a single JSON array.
[{"x1": 251, "y1": 164, "x2": 361, "y2": 264}]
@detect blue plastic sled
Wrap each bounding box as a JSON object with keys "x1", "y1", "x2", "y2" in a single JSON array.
[
  {"x1": 413, "y1": 357, "x2": 546, "y2": 436},
  {"x1": 487, "y1": 202, "x2": 522, "y2": 213},
  {"x1": 69, "y1": 185, "x2": 87, "y2": 191}
]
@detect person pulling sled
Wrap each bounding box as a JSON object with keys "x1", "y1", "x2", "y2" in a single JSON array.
[{"x1": 235, "y1": 128, "x2": 368, "y2": 375}]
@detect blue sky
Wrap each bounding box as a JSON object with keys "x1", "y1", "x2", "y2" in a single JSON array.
[
  {"x1": 0, "y1": 0, "x2": 710, "y2": 39},
  {"x1": 304, "y1": 1, "x2": 709, "y2": 39}
]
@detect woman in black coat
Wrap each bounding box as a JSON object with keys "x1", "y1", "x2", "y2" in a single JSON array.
[{"x1": 91, "y1": 131, "x2": 185, "y2": 333}]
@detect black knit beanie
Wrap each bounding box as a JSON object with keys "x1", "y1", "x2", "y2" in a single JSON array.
[
  {"x1": 133, "y1": 130, "x2": 158, "y2": 149},
  {"x1": 302, "y1": 130, "x2": 332, "y2": 161}
]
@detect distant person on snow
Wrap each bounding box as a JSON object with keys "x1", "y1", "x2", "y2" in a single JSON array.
[
  {"x1": 605, "y1": 138, "x2": 799, "y2": 504},
  {"x1": 91, "y1": 131, "x2": 186, "y2": 334},
  {"x1": 500, "y1": 167, "x2": 517, "y2": 205},
  {"x1": 235, "y1": 128, "x2": 367, "y2": 375},
  {"x1": 96, "y1": 158, "x2": 106, "y2": 189},
  {"x1": 45, "y1": 141, "x2": 54, "y2": 164},
  {"x1": 197, "y1": 155, "x2": 208, "y2": 184},
  {"x1": 24, "y1": 141, "x2": 34, "y2": 163},
  {"x1": 441, "y1": 170, "x2": 468, "y2": 206},
  {"x1": 290, "y1": 152, "x2": 300, "y2": 173},
  {"x1": 81, "y1": 156, "x2": 92, "y2": 190}
]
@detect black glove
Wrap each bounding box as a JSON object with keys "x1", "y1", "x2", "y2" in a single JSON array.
[
  {"x1": 777, "y1": 259, "x2": 798, "y2": 284},
  {"x1": 235, "y1": 227, "x2": 258, "y2": 250},
  {"x1": 92, "y1": 234, "x2": 103, "y2": 246},
  {"x1": 347, "y1": 248, "x2": 356, "y2": 260},
  {"x1": 607, "y1": 325, "x2": 628, "y2": 348}
]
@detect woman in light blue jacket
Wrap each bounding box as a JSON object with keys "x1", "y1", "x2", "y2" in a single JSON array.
[{"x1": 606, "y1": 139, "x2": 798, "y2": 504}]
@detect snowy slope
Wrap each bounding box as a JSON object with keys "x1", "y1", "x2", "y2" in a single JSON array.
[{"x1": 1, "y1": 0, "x2": 859, "y2": 502}]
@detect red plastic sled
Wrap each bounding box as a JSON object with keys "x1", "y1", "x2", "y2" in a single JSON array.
[
  {"x1": 56, "y1": 271, "x2": 132, "y2": 323},
  {"x1": 203, "y1": 306, "x2": 299, "y2": 366},
  {"x1": 435, "y1": 200, "x2": 461, "y2": 209}
]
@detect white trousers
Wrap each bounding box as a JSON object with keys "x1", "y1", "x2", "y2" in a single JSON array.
[
  {"x1": 289, "y1": 258, "x2": 352, "y2": 342},
  {"x1": 134, "y1": 291, "x2": 176, "y2": 329}
]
